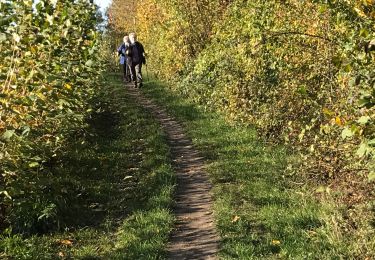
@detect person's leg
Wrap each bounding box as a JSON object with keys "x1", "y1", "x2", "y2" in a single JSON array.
[
  {"x1": 122, "y1": 63, "x2": 127, "y2": 82},
  {"x1": 125, "y1": 62, "x2": 131, "y2": 82},
  {"x1": 135, "y1": 63, "x2": 143, "y2": 87},
  {"x1": 129, "y1": 64, "x2": 136, "y2": 87}
]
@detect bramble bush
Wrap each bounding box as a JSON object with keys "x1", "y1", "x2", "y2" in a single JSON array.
[{"x1": 0, "y1": 0, "x2": 102, "y2": 233}]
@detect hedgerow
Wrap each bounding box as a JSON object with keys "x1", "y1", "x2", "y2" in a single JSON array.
[
  {"x1": 127, "y1": 0, "x2": 375, "y2": 252},
  {"x1": 0, "y1": 0, "x2": 102, "y2": 233},
  {"x1": 134, "y1": 0, "x2": 375, "y2": 183}
]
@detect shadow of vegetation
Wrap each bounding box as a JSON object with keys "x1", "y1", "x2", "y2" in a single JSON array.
[
  {"x1": 51, "y1": 105, "x2": 128, "y2": 230},
  {"x1": 22, "y1": 99, "x2": 137, "y2": 235},
  {"x1": 88, "y1": 107, "x2": 121, "y2": 139}
]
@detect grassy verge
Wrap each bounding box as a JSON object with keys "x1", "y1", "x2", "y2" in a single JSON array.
[
  {"x1": 141, "y1": 80, "x2": 374, "y2": 259},
  {"x1": 0, "y1": 73, "x2": 175, "y2": 259}
]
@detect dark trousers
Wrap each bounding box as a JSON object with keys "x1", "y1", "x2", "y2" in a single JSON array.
[
  {"x1": 130, "y1": 63, "x2": 142, "y2": 85},
  {"x1": 122, "y1": 63, "x2": 130, "y2": 82}
]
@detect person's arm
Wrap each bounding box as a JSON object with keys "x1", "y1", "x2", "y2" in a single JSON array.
[
  {"x1": 140, "y1": 43, "x2": 146, "y2": 64},
  {"x1": 118, "y1": 44, "x2": 126, "y2": 56}
]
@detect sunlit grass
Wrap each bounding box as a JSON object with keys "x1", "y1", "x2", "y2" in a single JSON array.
[{"x1": 141, "y1": 80, "x2": 367, "y2": 259}]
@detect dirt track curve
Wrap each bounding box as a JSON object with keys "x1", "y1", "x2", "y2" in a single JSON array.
[{"x1": 126, "y1": 84, "x2": 219, "y2": 260}]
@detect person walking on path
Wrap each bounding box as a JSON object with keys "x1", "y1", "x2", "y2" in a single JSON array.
[
  {"x1": 126, "y1": 32, "x2": 146, "y2": 88},
  {"x1": 117, "y1": 35, "x2": 131, "y2": 82}
]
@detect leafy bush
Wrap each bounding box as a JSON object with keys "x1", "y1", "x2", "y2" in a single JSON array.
[
  {"x1": 0, "y1": 0, "x2": 102, "y2": 233},
  {"x1": 134, "y1": 0, "x2": 375, "y2": 183},
  {"x1": 130, "y1": 1, "x2": 375, "y2": 249}
]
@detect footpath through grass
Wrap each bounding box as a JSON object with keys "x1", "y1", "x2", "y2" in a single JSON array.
[
  {"x1": 142, "y1": 80, "x2": 373, "y2": 259},
  {"x1": 0, "y1": 73, "x2": 175, "y2": 259}
]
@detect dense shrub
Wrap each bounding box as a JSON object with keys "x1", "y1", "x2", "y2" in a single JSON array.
[
  {"x1": 132, "y1": 0, "x2": 375, "y2": 183},
  {"x1": 125, "y1": 0, "x2": 375, "y2": 253},
  {"x1": 0, "y1": 0, "x2": 102, "y2": 233}
]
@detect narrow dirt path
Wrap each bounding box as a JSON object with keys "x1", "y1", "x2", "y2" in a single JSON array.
[{"x1": 125, "y1": 84, "x2": 219, "y2": 259}]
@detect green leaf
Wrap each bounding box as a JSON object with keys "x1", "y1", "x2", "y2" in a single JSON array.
[
  {"x1": 356, "y1": 142, "x2": 370, "y2": 157},
  {"x1": 0, "y1": 33, "x2": 6, "y2": 42},
  {"x1": 342, "y1": 63, "x2": 352, "y2": 73},
  {"x1": 358, "y1": 97, "x2": 374, "y2": 109},
  {"x1": 2, "y1": 130, "x2": 15, "y2": 140},
  {"x1": 368, "y1": 172, "x2": 375, "y2": 182},
  {"x1": 360, "y1": 28, "x2": 369, "y2": 37},
  {"x1": 12, "y1": 33, "x2": 20, "y2": 43},
  {"x1": 322, "y1": 108, "x2": 334, "y2": 116},
  {"x1": 341, "y1": 127, "x2": 354, "y2": 139},
  {"x1": 318, "y1": 4, "x2": 328, "y2": 13},
  {"x1": 85, "y1": 59, "x2": 94, "y2": 67},
  {"x1": 66, "y1": 19, "x2": 72, "y2": 28},
  {"x1": 0, "y1": 191, "x2": 12, "y2": 200},
  {"x1": 22, "y1": 126, "x2": 30, "y2": 136},
  {"x1": 29, "y1": 162, "x2": 40, "y2": 168},
  {"x1": 357, "y1": 116, "x2": 370, "y2": 125},
  {"x1": 46, "y1": 14, "x2": 54, "y2": 25},
  {"x1": 297, "y1": 85, "x2": 307, "y2": 96},
  {"x1": 36, "y1": 2, "x2": 45, "y2": 12},
  {"x1": 58, "y1": 99, "x2": 71, "y2": 108},
  {"x1": 32, "y1": 156, "x2": 42, "y2": 161}
]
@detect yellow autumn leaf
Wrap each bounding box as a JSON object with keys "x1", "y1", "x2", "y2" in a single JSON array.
[
  {"x1": 231, "y1": 215, "x2": 240, "y2": 223},
  {"x1": 64, "y1": 83, "x2": 72, "y2": 90},
  {"x1": 37, "y1": 92, "x2": 46, "y2": 101},
  {"x1": 322, "y1": 107, "x2": 334, "y2": 116},
  {"x1": 363, "y1": 0, "x2": 374, "y2": 5},
  {"x1": 335, "y1": 117, "x2": 342, "y2": 126},
  {"x1": 59, "y1": 239, "x2": 73, "y2": 246},
  {"x1": 354, "y1": 7, "x2": 367, "y2": 18}
]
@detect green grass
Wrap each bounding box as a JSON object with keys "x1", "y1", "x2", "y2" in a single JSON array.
[
  {"x1": 0, "y1": 73, "x2": 175, "y2": 259},
  {"x1": 141, "y1": 80, "x2": 373, "y2": 259},
  {"x1": 2, "y1": 75, "x2": 373, "y2": 259}
]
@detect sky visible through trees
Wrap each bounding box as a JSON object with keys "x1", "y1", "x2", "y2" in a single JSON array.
[{"x1": 94, "y1": 0, "x2": 111, "y2": 13}]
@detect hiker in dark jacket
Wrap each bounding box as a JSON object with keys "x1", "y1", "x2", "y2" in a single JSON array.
[
  {"x1": 126, "y1": 32, "x2": 146, "y2": 88},
  {"x1": 117, "y1": 35, "x2": 131, "y2": 82}
]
